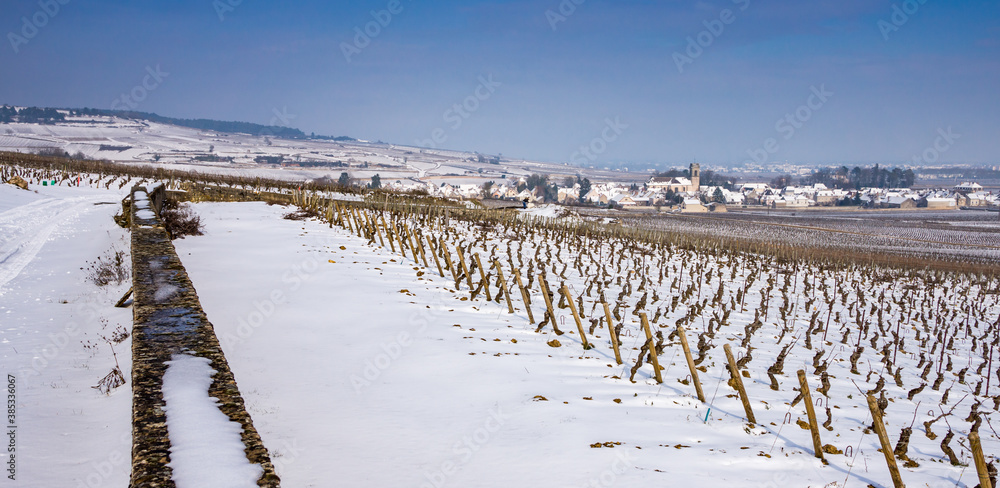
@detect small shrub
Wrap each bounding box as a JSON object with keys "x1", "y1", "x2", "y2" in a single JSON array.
[
  {"x1": 161, "y1": 201, "x2": 204, "y2": 239},
  {"x1": 283, "y1": 208, "x2": 318, "y2": 221},
  {"x1": 93, "y1": 366, "x2": 125, "y2": 394},
  {"x1": 84, "y1": 247, "x2": 130, "y2": 286}
]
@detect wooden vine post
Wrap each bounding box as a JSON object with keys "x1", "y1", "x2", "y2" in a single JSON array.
[
  {"x1": 796, "y1": 370, "x2": 824, "y2": 462},
  {"x1": 970, "y1": 432, "x2": 993, "y2": 488},
  {"x1": 373, "y1": 215, "x2": 386, "y2": 248},
  {"x1": 639, "y1": 313, "x2": 663, "y2": 384},
  {"x1": 537, "y1": 273, "x2": 560, "y2": 334},
  {"x1": 602, "y1": 302, "x2": 622, "y2": 365},
  {"x1": 440, "y1": 241, "x2": 460, "y2": 287},
  {"x1": 723, "y1": 344, "x2": 755, "y2": 423},
  {"x1": 396, "y1": 225, "x2": 410, "y2": 261},
  {"x1": 492, "y1": 260, "x2": 515, "y2": 314},
  {"x1": 676, "y1": 325, "x2": 705, "y2": 402},
  {"x1": 427, "y1": 235, "x2": 445, "y2": 277},
  {"x1": 562, "y1": 285, "x2": 590, "y2": 349},
  {"x1": 457, "y1": 246, "x2": 476, "y2": 292},
  {"x1": 866, "y1": 395, "x2": 905, "y2": 488},
  {"x1": 512, "y1": 269, "x2": 534, "y2": 323},
  {"x1": 380, "y1": 216, "x2": 395, "y2": 253},
  {"x1": 412, "y1": 232, "x2": 430, "y2": 268},
  {"x1": 473, "y1": 253, "x2": 492, "y2": 301}
]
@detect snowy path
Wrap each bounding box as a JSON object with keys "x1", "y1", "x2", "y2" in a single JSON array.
[
  {"x1": 0, "y1": 193, "x2": 119, "y2": 294},
  {"x1": 0, "y1": 184, "x2": 133, "y2": 487}
]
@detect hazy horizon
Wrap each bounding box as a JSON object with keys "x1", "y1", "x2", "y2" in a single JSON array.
[{"x1": 2, "y1": 1, "x2": 998, "y2": 166}]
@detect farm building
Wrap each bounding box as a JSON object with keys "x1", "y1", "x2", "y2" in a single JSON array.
[
  {"x1": 958, "y1": 192, "x2": 996, "y2": 207},
  {"x1": 955, "y1": 182, "x2": 983, "y2": 193},
  {"x1": 610, "y1": 194, "x2": 637, "y2": 207},
  {"x1": 923, "y1": 196, "x2": 958, "y2": 209},
  {"x1": 680, "y1": 198, "x2": 707, "y2": 213}
]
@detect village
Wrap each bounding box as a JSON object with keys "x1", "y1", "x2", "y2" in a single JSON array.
[{"x1": 372, "y1": 163, "x2": 998, "y2": 213}]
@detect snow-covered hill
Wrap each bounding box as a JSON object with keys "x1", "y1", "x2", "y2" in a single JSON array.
[{"x1": 0, "y1": 114, "x2": 633, "y2": 188}]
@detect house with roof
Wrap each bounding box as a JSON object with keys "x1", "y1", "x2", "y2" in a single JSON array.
[
  {"x1": 610, "y1": 194, "x2": 637, "y2": 207},
  {"x1": 922, "y1": 194, "x2": 958, "y2": 209},
  {"x1": 955, "y1": 182, "x2": 983, "y2": 193},
  {"x1": 679, "y1": 198, "x2": 706, "y2": 213},
  {"x1": 959, "y1": 192, "x2": 996, "y2": 207}
]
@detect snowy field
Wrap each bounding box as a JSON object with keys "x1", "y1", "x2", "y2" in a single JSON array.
[
  {"x1": 3, "y1": 180, "x2": 999, "y2": 487},
  {"x1": 175, "y1": 200, "x2": 999, "y2": 487}
]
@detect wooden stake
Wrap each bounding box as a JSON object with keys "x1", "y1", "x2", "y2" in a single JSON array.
[
  {"x1": 970, "y1": 432, "x2": 993, "y2": 488},
  {"x1": 513, "y1": 269, "x2": 534, "y2": 323},
  {"x1": 427, "y1": 235, "x2": 445, "y2": 277},
  {"x1": 724, "y1": 344, "x2": 755, "y2": 423},
  {"x1": 602, "y1": 302, "x2": 622, "y2": 365},
  {"x1": 473, "y1": 253, "x2": 492, "y2": 301},
  {"x1": 380, "y1": 216, "x2": 395, "y2": 253},
  {"x1": 396, "y1": 224, "x2": 409, "y2": 261},
  {"x1": 537, "y1": 273, "x2": 562, "y2": 334},
  {"x1": 677, "y1": 325, "x2": 705, "y2": 401},
  {"x1": 373, "y1": 215, "x2": 386, "y2": 248},
  {"x1": 441, "y1": 242, "x2": 460, "y2": 288},
  {"x1": 411, "y1": 232, "x2": 430, "y2": 268},
  {"x1": 493, "y1": 260, "x2": 515, "y2": 313},
  {"x1": 562, "y1": 285, "x2": 590, "y2": 349},
  {"x1": 867, "y1": 395, "x2": 905, "y2": 488},
  {"x1": 797, "y1": 370, "x2": 824, "y2": 462},
  {"x1": 114, "y1": 287, "x2": 133, "y2": 308},
  {"x1": 640, "y1": 313, "x2": 662, "y2": 383},
  {"x1": 457, "y1": 246, "x2": 475, "y2": 293}
]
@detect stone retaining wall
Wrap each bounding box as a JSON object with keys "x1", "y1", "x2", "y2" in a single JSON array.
[{"x1": 128, "y1": 185, "x2": 280, "y2": 487}]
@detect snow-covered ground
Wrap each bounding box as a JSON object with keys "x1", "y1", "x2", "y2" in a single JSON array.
[
  {"x1": 0, "y1": 183, "x2": 133, "y2": 487},
  {"x1": 4, "y1": 179, "x2": 997, "y2": 488},
  {"x1": 0, "y1": 116, "x2": 630, "y2": 185},
  {"x1": 173, "y1": 201, "x2": 993, "y2": 488}
]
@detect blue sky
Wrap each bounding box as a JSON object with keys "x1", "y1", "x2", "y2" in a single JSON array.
[{"x1": 1, "y1": 0, "x2": 998, "y2": 167}]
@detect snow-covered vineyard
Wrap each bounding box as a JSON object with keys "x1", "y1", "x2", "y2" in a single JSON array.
[{"x1": 3, "y1": 161, "x2": 1000, "y2": 487}]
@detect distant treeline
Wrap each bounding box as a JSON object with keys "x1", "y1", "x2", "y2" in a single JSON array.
[
  {"x1": 1, "y1": 104, "x2": 357, "y2": 142},
  {"x1": 0, "y1": 105, "x2": 66, "y2": 124},
  {"x1": 70, "y1": 107, "x2": 308, "y2": 138},
  {"x1": 799, "y1": 165, "x2": 916, "y2": 189}
]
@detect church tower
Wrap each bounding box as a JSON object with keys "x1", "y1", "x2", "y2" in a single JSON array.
[{"x1": 690, "y1": 163, "x2": 700, "y2": 191}]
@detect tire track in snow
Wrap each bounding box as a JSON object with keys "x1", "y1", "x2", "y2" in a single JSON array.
[{"x1": 0, "y1": 195, "x2": 109, "y2": 294}]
